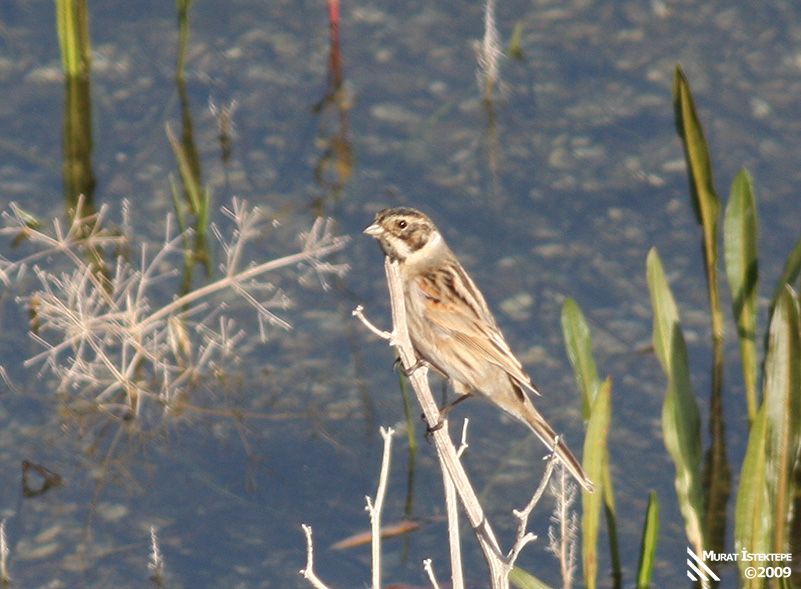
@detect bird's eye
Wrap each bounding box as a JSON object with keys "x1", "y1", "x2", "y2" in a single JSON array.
[{"x1": 397, "y1": 220, "x2": 407, "y2": 229}]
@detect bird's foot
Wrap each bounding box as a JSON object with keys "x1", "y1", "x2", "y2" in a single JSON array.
[
  {"x1": 393, "y1": 357, "x2": 429, "y2": 377},
  {"x1": 421, "y1": 393, "x2": 473, "y2": 440}
]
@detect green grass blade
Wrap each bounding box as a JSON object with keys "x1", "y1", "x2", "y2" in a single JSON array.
[
  {"x1": 636, "y1": 491, "x2": 660, "y2": 589},
  {"x1": 646, "y1": 248, "x2": 705, "y2": 556},
  {"x1": 197, "y1": 185, "x2": 212, "y2": 241},
  {"x1": 176, "y1": 0, "x2": 194, "y2": 82},
  {"x1": 168, "y1": 174, "x2": 188, "y2": 234},
  {"x1": 510, "y1": 566, "x2": 554, "y2": 589},
  {"x1": 166, "y1": 123, "x2": 204, "y2": 214},
  {"x1": 672, "y1": 65, "x2": 724, "y2": 347},
  {"x1": 763, "y1": 286, "x2": 801, "y2": 553},
  {"x1": 734, "y1": 404, "x2": 770, "y2": 587},
  {"x1": 561, "y1": 298, "x2": 600, "y2": 419},
  {"x1": 582, "y1": 377, "x2": 612, "y2": 589}
]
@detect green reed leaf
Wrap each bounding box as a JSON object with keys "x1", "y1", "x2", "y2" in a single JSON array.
[
  {"x1": 561, "y1": 298, "x2": 600, "y2": 419},
  {"x1": 510, "y1": 565, "x2": 553, "y2": 589},
  {"x1": 673, "y1": 65, "x2": 724, "y2": 346},
  {"x1": 646, "y1": 248, "x2": 679, "y2": 372},
  {"x1": 672, "y1": 66, "x2": 718, "y2": 226},
  {"x1": 636, "y1": 491, "x2": 660, "y2": 589},
  {"x1": 724, "y1": 169, "x2": 759, "y2": 420},
  {"x1": 646, "y1": 248, "x2": 705, "y2": 556},
  {"x1": 734, "y1": 403, "x2": 770, "y2": 587},
  {"x1": 561, "y1": 299, "x2": 621, "y2": 581},
  {"x1": 763, "y1": 285, "x2": 801, "y2": 553},
  {"x1": 582, "y1": 377, "x2": 612, "y2": 589},
  {"x1": 166, "y1": 123, "x2": 204, "y2": 215}
]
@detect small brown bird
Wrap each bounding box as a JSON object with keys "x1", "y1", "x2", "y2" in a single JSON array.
[{"x1": 365, "y1": 207, "x2": 594, "y2": 492}]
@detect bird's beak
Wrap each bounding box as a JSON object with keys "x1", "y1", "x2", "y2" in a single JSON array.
[{"x1": 363, "y1": 223, "x2": 383, "y2": 237}]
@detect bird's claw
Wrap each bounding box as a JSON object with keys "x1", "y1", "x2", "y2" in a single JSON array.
[{"x1": 393, "y1": 357, "x2": 428, "y2": 377}]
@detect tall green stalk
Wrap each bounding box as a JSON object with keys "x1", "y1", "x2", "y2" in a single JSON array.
[
  {"x1": 176, "y1": 0, "x2": 193, "y2": 82},
  {"x1": 673, "y1": 66, "x2": 732, "y2": 557},
  {"x1": 56, "y1": 0, "x2": 91, "y2": 78}
]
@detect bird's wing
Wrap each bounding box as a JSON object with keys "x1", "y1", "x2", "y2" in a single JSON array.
[{"x1": 417, "y1": 267, "x2": 540, "y2": 396}]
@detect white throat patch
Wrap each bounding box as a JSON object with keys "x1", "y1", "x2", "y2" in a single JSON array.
[{"x1": 403, "y1": 230, "x2": 443, "y2": 267}]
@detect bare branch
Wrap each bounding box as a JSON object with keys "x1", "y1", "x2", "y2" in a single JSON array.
[
  {"x1": 441, "y1": 429, "x2": 464, "y2": 589},
  {"x1": 299, "y1": 524, "x2": 332, "y2": 589},
  {"x1": 507, "y1": 453, "x2": 558, "y2": 565},
  {"x1": 423, "y1": 558, "x2": 441, "y2": 589},
  {"x1": 0, "y1": 366, "x2": 20, "y2": 394},
  {"x1": 365, "y1": 426, "x2": 394, "y2": 589},
  {"x1": 352, "y1": 305, "x2": 392, "y2": 341}
]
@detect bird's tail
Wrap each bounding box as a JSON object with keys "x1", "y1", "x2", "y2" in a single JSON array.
[{"x1": 518, "y1": 397, "x2": 595, "y2": 493}]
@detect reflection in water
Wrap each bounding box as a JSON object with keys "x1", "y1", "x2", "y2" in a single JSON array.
[
  {"x1": 58, "y1": 0, "x2": 95, "y2": 210},
  {"x1": 63, "y1": 74, "x2": 95, "y2": 211},
  {"x1": 58, "y1": 1, "x2": 111, "y2": 292},
  {"x1": 482, "y1": 99, "x2": 503, "y2": 207},
  {"x1": 167, "y1": 0, "x2": 214, "y2": 290},
  {"x1": 477, "y1": 0, "x2": 501, "y2": 104},
  {"x1": 21, "y1": 460, "x2": 64, "y2": 498},
  {"x1": 311, "y1": 0, "x2": 353, "y2": 215},
  {"x1": 210, "y1": 98, "x2": 238, "y2": 170},
  {"x1": 0, "y1": 198, "x2": 348, "y2": 583},
  {"x1": 0, "y1": 197, "x2": 348, "y2": 419}
]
